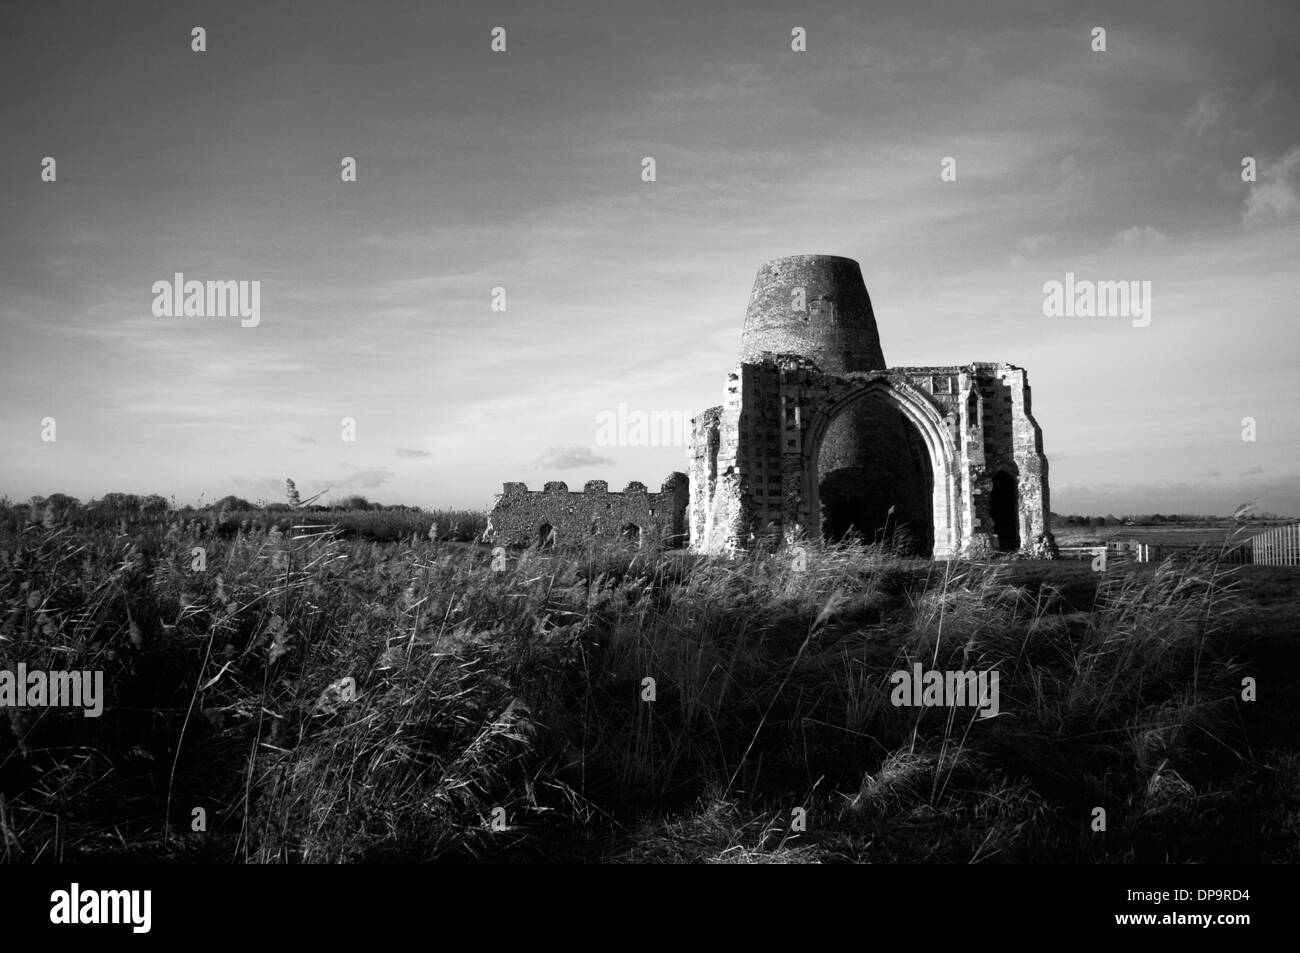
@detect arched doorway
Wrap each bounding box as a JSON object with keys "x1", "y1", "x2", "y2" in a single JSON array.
[
  {"x1": 989, "y1": 471, "x2": 1020, "y2": 551},
  {"x1": 537, "y1": 522, "x2": 555, "y2": 548},
  {"x1": 620, "y1": 523, "x2": 641, "y2": 545},
  {"x1": 812, "y1": 386, "x2": 937, "y2": 556}
]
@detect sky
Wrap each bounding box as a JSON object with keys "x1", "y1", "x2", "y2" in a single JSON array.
[{"x1": 1, "y1": 0, "x2": 1297, "y2": 516}]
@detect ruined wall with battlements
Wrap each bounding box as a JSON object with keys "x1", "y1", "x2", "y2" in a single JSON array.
[
  {"x1": 487, "y1": 474, "x2": 689, "y2": 548},
  {"x1": 487, "y1": 253, "x2": 1054, "y2": 561}
]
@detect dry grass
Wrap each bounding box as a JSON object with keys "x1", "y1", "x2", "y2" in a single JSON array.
[{"x1": 1, "y1": 510, "x2": 1296, "y2": 863}]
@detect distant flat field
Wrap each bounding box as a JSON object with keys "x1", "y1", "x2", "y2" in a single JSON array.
[
  {"x1": 980, "y1": 558, "x2": 1300, "y2": 633},
  {"x1": 1053, "y1": 523, "x2": 1287, "y2": 548}
]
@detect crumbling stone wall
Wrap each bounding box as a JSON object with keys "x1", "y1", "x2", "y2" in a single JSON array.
[
  {"x1": 687, "y1": 355, "x2": 1053, "y2": 558},
  {"x1": 685, "y1": 254, "x2": 1054, "y2": 559},
  {"x1": 488, "y1": 253, "x2": 1054, "y2": 561},
  {"x1": 487, "y1": 474, "x2": 689, "y2": 548}
]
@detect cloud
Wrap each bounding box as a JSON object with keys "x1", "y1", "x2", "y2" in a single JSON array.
[
  {"x1": 1053, "y1": 477, "x2": 1300, "y2": 518},
  {"x1": 1052, "y1": 154, "x2": 1093, "y2": 214},
  {"x1": 294, "y1": 435, "x2": 317, "y2": 445},
  {"x1": 1017, "y1": 233, "x2": 1053, "y2": 254},
  {"x1": 1182, "y1": 91, "x2": 1226, "y2": 139},
  {"x1": 1244, "y1": 146, "x2": 1300, "y2": 224},
  {"x1": 1239, "y1": 466, "x2": 1265, "y2": 477},
  {"x1": 1009, "y1": 233, "x2": 1053, "y2": 268},
  {"x1": 334, "y1": 468, "x2": 397, "y2": 489},
  {"x1": 1112, "y1": 225, "x2": 1168, "y2": 246},
  {"x1": 1196, "y1": 469, "x2": 1222, "y2": 478},
  {"x1": 225, "y1": 476, "x2": 288, "y2": 498},
  {"x1": 396, "y1": 447, "x2": 431, "y2": 458},
  {"x1": 1249, "y1": 81, "x2": 1277, "y2": 114},
  {"x1": 534, "y1": 446, "x2": 614, "y2": 470}
]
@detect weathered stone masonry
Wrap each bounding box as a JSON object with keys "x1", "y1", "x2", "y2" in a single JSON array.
[
  {"x1": 487, "y1": 476, "x2": 689, "y2": 547},
  {"x1": 688, "y1": 358, "x2": 1053, "y2": 557},
  {"x1": 688, "y1": 255, "x2": 1055, "y2": 558},
  {"x1": 488, "y1": 254, "x2": 1055, "y2": 560}
]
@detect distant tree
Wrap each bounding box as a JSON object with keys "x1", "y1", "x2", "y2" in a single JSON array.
[
  {"x1": 342, "y1": 495, "x2": 371, "y2": 511},
  {"x1": 1087, "y1": 516, "x2": 1100, "y2": 532},
  {"x1": 97, "y1": 493, "x2": 142, "y2": 512},
  {"x1": 140, "y1": 494, "x2": 168, "y2": 514},
  {"x1": 285, "y1": 479, "x2": 301, "y2": 509},
  {"x1": 214, "y1": 495, "x2": 254, "y2": 512},
  {"x1": 44, "y1": 493, "x2": 80, "y2": 511}
]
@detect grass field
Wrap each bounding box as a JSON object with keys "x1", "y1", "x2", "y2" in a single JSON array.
[
  {"x1": 1053, "y1": 521, "x2": 1290, "y2": 549},
  {"x1": 1, "y1": 513, "x2": 1297, "y2": 863}
]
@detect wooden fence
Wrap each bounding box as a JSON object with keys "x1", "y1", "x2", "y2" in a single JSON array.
[
  {"x1": 1132, "y1": 541, "x2": 1251, "y2": 565},
  {"x1": 1059, "y1": 526, "x2": 1299, "y2": 566},
  {"x1": 1249, "y1": 523, "x2": 1300, "y2": 566},
  {"x1": 1057, "y1": 543, "x2": 1137, "y2": 566}
]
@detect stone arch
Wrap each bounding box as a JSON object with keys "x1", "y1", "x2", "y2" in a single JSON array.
[{"x1": 802, "y1": 377, "x2": 959, "y2": 558}]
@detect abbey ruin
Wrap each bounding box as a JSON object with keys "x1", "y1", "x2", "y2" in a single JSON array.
[{"x1": 489, "y1": 255, "x2": 1056, "y2": 559}]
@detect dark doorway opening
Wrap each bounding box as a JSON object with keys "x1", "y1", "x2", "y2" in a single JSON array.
[
  {"x1": 990, "y1": 471, "x2": 1021, "y2": 551},
  {"x1": 621, "y1": 524, "x2": 641, "y2": 545},
  {"x1": 816, "y1": 393, "x2": 934, "y2": 556},
  {"x1": 537, "y1": 523, "x2": 555, "y2": 548}
]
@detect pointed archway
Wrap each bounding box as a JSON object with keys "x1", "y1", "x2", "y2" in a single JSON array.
[{"x1": 803, "y1": 378, "x2": 958, "y2": 559}]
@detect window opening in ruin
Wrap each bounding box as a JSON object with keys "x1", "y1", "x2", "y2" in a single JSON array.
[{"x1": 621, "y1": 524, "x2": 641, "y2": 545}]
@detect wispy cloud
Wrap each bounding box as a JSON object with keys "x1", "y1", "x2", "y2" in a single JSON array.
[
  {"x1": 1182, "y1": 91, "x2": 1227, "y2": 139},
  {"x1": 1112, "y1": 226, "x2": 1168, "y2": 247},
  {"x1": 534, "y1": 447, "x2": 614, "y2": 470},
  {"x1": 1244, "y1": 146, "x2": 1300, "y2": 224},
  {"x1": 1, "y1": 2, "x2": 1296, "y2": 515}
]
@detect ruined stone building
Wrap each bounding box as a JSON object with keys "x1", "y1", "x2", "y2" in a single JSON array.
[
  {"x1": 485, "y1": 476, "x2": 689, "y2": 548},
  {"x1": 489, "y1": 254, "x2": 1056, "y2": 559}
]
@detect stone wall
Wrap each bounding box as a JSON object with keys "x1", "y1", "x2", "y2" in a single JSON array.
[
  {"x1": 686, "y1": 355, "x2": 1054, "y2": 558},
  {"x1": 487, "y1": 473, "x2": 689, "y2": 548},
  {"x1": 487, "y1": 254, "x2": 1054, "y2": 561}
]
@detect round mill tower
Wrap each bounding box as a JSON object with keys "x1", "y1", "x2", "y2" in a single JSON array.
[
  {"x1": 737, "y1": 255, "x2": 932, "y2": 550},
  {"x1": 738, "y1": 255, "x2": 886, "y2": 374}
]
